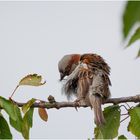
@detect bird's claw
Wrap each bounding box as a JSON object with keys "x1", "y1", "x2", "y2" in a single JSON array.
[
  {"x1": 74, "y1": 106, "x2": 78, "y2": 111},
  {"x1": 74, "y1": 96, "x2": 88, "y2": 108}
]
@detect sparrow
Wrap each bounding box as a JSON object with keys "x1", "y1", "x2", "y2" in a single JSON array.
[{"x1": 58, "y1": 53, "x2": 111, "y2": 125}]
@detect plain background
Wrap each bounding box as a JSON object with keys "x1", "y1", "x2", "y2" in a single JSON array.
[{"x1": 0, "y1": 1, "x2": 140, "y2": 139}]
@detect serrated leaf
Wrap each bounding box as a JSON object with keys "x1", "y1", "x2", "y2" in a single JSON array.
[
  {"x1": 128, "y1": 107, "x2": 140, "y2": 138},
  {"x1": 0, "y1": 96, "x2": 16, "y2": 121},
  {"x1": 123, "y1": 1, "x2": 140, "y2": 39},
  {"x1": 94, "y1": 105, "x2": 120, "y2": 139},
  {"x1": 38, "y1": 108, "x2": 48, "y2": 122},
  {"x1": 127, "y1": 27, "x2": 140, "y2": 47},
  {"x1": 22, "y1": 98, "x2": 36, "y2": 114},
  {"x1": 9, "y1": 104, "x2": 23, "y2": 132},
  {"x1": 0, "y1": 115, "x2": 12, "y2": 139},
  {"x1": 22, "y1": 107, "x2": 34, "y2": 139},
  {"x1": 118, "y1": 135, "x2": 127, "y2": 139},
  {"x1": 19, "y1": 74, "x2": 46, "y2": 86}
]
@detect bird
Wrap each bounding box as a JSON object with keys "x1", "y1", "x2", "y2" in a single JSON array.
[{"x1": 58, "y1": 53, "x2": 111, "y2": 126}]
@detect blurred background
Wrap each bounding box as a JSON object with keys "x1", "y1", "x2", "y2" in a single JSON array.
[{"x1": 0, "y1": 1, "x2": 140, "y2": 139}]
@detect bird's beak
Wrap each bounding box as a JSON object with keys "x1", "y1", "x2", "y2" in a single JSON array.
[{"x1": 60, "y1": 73, "x2": 65, "y2": 81}]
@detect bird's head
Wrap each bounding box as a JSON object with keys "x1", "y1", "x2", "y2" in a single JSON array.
[{"x1": 58, "y1": 54, "x2": 81, "y2": 81}]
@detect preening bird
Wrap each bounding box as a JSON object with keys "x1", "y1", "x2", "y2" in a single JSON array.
[{"x1": 58, "y1": 53, "x2": 111, "y2": 126}]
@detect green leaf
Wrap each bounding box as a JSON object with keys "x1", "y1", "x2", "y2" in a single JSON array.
[
  {"x1": 19, "y1": 74, "x2": 46, "y2": 86},
  {"x1": 38, "y1": 108, "x2": 48, "y2": 122},
  {"x1": 123, "y1": 1, "x2": 140, "y2": 39},
  {"x1": 0, "y1": 96, "x2": 16, "y2": 121},
  {"x1": 127, "y1": 27, "x2": 140, "y2": 47},
  {"x1": 9, "y1": 104, "x2": 23, "y2": 132},
  {"x1": 136, "y1": 48, "x2": 140, "y2": 58},
  {"x1": 118, "y1": 135, "x2": 127, "y2": 139},
  {"x1": 22, "y1": 107, "x2": 34, "y2": 139},
  {"x1": 10, "y1": 74, "x2": 46, "y2": 99},
  {"x1": 128, "y1": 107, "x2": 140, "y2": 138},
  {"x1": 22, "y1": 98, "x2": 36, "y2": 114},
  {"x1": 0, "y1": 114, "x2": 12, "y2": 139},
  {"x1": 94, "y1": 105, "x2": 120, "y2": 139}
]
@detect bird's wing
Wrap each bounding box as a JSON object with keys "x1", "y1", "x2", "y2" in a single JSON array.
[
  {"x1": 63, "y1": 62, "x2": 92, "y2": 99},
  {"x1": 80, "y1": 53, "x2": 111, "y2": 86},
  {"x1": 76, "y1": 62, "x2": 110, "y2": 99}
]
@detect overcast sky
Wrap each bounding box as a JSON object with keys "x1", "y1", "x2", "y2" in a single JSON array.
[{"x1": 0, "y1": 1, "x2": 140, "y2": 139}]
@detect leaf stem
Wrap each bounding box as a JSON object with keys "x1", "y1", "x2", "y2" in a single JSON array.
[{"x1": 10, "y1": 85, "x2": 19, "y2": 99}]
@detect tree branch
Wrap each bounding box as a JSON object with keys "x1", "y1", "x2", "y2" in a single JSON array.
[{"x1": 11, "y1": 94, "x2": 140, "y2": 109}]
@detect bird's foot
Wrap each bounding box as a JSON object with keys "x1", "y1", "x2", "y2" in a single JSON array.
[{"x1": 74, "y1": 97, "x2": 87, "y2": 106}]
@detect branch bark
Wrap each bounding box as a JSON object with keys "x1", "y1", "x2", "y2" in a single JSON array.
[{"x1": 12, "y1": 94, "x2": 140, "y2": 109}]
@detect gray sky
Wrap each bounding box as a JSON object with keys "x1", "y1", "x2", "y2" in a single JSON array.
[{"x1": 0, "y1": 1, "x2": 140, "y2": 139}]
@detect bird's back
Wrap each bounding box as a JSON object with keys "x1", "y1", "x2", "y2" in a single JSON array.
[{"x1": 63, "y1": 53, "x2": 111, "y2": 99}]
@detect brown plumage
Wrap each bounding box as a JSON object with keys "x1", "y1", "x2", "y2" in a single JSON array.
[{"x1": 58, "y1": 53, "x2": 111, "y2": 126}]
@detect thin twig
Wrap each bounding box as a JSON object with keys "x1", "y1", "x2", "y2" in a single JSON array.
[
  {"x1": 125, "y1": 102, "x2": 131, "y2": 109},
  {"x1": 120, "y1": 105, "x2": 129, "y2": 111},
  {"x1": 120, "y1": 115, "x2": 129, "y2": 123},
  {"x1": 8, "y1": 94, "x2": 140, "y2": 109},
  {"x1": 121, "y1": 113, "x2": 128, "y2": 116}
]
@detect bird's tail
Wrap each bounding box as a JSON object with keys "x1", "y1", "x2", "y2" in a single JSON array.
[{"x1": 89, "y1": 94, "x2": 105, "y2": 126}]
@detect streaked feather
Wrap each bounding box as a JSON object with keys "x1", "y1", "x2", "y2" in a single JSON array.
[{"x1": 62, "y1": 53, "x2": 111, "y2": 125}]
